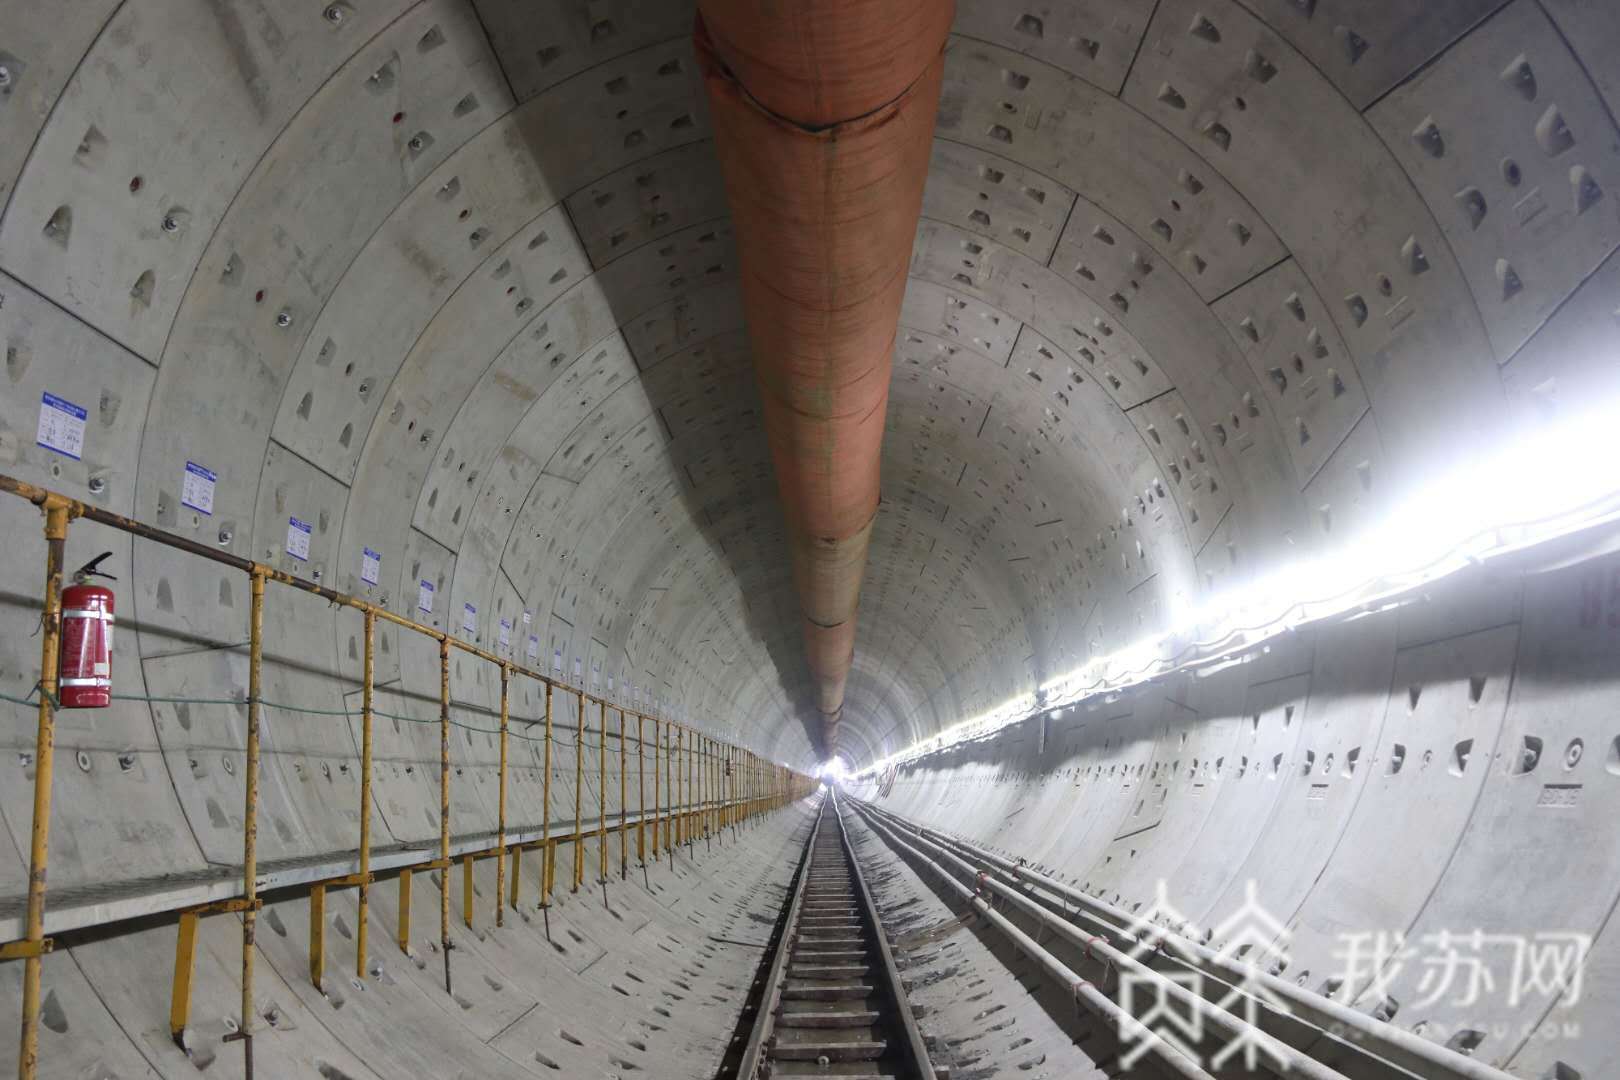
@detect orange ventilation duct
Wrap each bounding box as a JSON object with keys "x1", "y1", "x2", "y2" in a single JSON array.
[{"x1": 696, "y1": 0, "x2": 953, "y2": 756}]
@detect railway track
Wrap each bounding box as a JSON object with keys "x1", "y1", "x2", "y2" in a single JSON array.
[{"x1": 736, "y1": 790, "x2": 937, "y2": 1079}]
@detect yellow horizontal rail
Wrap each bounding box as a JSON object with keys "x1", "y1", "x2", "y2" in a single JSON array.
[{"x1": 0, "y1": 471, "x2": 815, "y2": 1080}]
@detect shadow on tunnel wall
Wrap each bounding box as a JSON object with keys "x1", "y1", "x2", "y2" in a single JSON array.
[{"x1": 503, "y1": 49, "x2": 825, "y2": 760}]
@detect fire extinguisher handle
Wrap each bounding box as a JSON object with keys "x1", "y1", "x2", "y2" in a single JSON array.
[{"x1": 74, "y1": 550, "x2": 117, "y2": 582}]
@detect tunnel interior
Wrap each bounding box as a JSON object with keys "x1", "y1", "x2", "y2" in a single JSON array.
[{"x1": 2, "y1": 1, "x2": 1620, "y2": 1078}]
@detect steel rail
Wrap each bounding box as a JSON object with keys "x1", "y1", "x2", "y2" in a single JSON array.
[
  {"x1": 852, "y1": 800, "x2": 1217, "y2": 1080},
  {"x1": 0, "y1": 470, "x2": 815, "y2": 1080},
  {"x1": 854, "y1": 801, "x2": 1347, "y2": 1080},
  {"x1": 735, "y1": 798, "x2": 824, "y2": 1078},
  {"x1": 830, "y1": 789, "x2": 936, "y2": 1080},
  {"x1": 858, "y1": 799, "x2": 1522, "y2": 1080}
]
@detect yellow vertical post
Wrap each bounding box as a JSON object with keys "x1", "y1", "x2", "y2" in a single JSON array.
[
  {"x1": 651, "y1": 717, "x2": 661, "y2": 855},
  {"x1": 169, "y1": 910, "x2": 201, "y2": 1046},
  {"x1": 618, "y1": 708, "x2": 627, "y2": 879},
  {"x1": 17, "y1": 498, "x2": 68, "y2": 1080},
  {"x1": 309, "y1": 884, "x2": 326, "y2": 989},
  {"x1": 509, "y1": 845, "x2": 522, "y2": 910},
  {"x1": 495, "y1": 664, "x2": 509, "y2": 928},
  {"x1": 572, "y1": 690, "x2": 584, "y2": 892},
  {"x1": 437, "y1": 637, "x2": 452, "y2": 993},
  {"x1": 357, "y1": 609, "x2": 374, "y2": 979},
  {"x1": 235, "y1": 568, "x2": 266, "y2": 1072},
  {"x1": 540, "y1": 682, "x2": 553, "y2": 908},
  {"x1": 397, "y1": 869, "x2": 412, "y2": 953},
  {"x1": 675, "y1": 726, "x2": 685, "y2": 847},
  {"x1": 636, "y1": 714, "x2": 646, "y2": 865},
  {"x1": 597, "y1": 698, "x2": 607, "y2": 886}
]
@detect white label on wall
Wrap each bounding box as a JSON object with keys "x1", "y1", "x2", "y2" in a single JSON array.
[
  {"x1": 181, "y1": 461, "x2": 216, "y2": 515},
  {"x1": 527, "y1": 635, "x2": 539, "y2": 663},
  {"x1": 608, "y1": 674, "x2": 615, "y2": 691},
  {"x1": 36, "y1": 393, "x2": 86, "y2": 460},
  {"x1": 552, "y1": 648, "x2": 562, "y2": 672},
  {"x1": 522, "y1": 609, "x2": 532, "y2": 626},
  {"x1": 285, "y1": 517, "x2": 312, "y2": 561},
  {"x1": 417, "y1": 579, "x2": 435, "y2": 613},
  {"x1": 360, "y1": 547, "x2": 381, "y2": 586},
  {"x1": 462, "y1": 602, "x2": 477, "y2": 634},
  {"x1": 573, "y1": 657, "x2": 582, "y2": 679},
  {"x1": 498, "y1": 617, "x2": 511, "y2": 652}
]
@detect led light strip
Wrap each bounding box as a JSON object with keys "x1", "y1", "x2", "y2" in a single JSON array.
[{"x1": 850, "y1": 400, "x2": 1620, "y2": 779}]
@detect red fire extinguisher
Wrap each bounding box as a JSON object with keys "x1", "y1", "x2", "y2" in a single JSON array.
[{"x1": 59, "y1": 551, "x2": 116, "y2": 709}]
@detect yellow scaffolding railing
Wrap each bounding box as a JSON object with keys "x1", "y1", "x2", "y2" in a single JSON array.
[{"x1": 0, "y1": 473, "x2": 815, "y2": 1080}]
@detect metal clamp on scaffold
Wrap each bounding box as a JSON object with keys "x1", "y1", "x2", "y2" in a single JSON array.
[{"x1": 0, "y1": 938, "x2": 54, "y2": 961}]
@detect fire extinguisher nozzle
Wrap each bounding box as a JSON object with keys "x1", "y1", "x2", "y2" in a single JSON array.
[{"x1": 73, "y1": 551, "x2": 117, "y2": 582}]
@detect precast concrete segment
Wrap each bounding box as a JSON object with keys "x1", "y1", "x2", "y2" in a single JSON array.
[
  {"x1": 859, "y1": 796, "x2": 1524, "y2": 1080},
  {"x1": 696, "y1": 0, "x2": 953, "y2": 751},
  {"x1": 2, "y1": 0, "x2": 1620, "y2": 1076},
  {"x1": 838, "y1": 796, "x2": 1171, "y2": 1077},
  {"x1": 851, "y1": 795, "x2": 1219, "y2": 1080},
  {"x1": 0, "y1": 0, "x2": 1617, "y2": 773},
  {"x1": 0, "y1": 797, "x2": 822, "y2": 1078},
  {"x1": 846, "y1": 556, "x2": 1620, "y2": 1079}
]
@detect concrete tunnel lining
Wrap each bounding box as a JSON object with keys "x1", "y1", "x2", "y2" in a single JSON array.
[{"x1": 2, "y1": 0, "x2": 1620, "y2": 1077}]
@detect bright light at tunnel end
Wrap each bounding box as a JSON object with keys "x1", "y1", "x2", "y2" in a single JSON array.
[
  {"x1": 852, "y1": 396, "x2": 1620, "y2": 781},
  {"x1": 816, "y1": 755, "x2": 851, "y2": 785}
]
